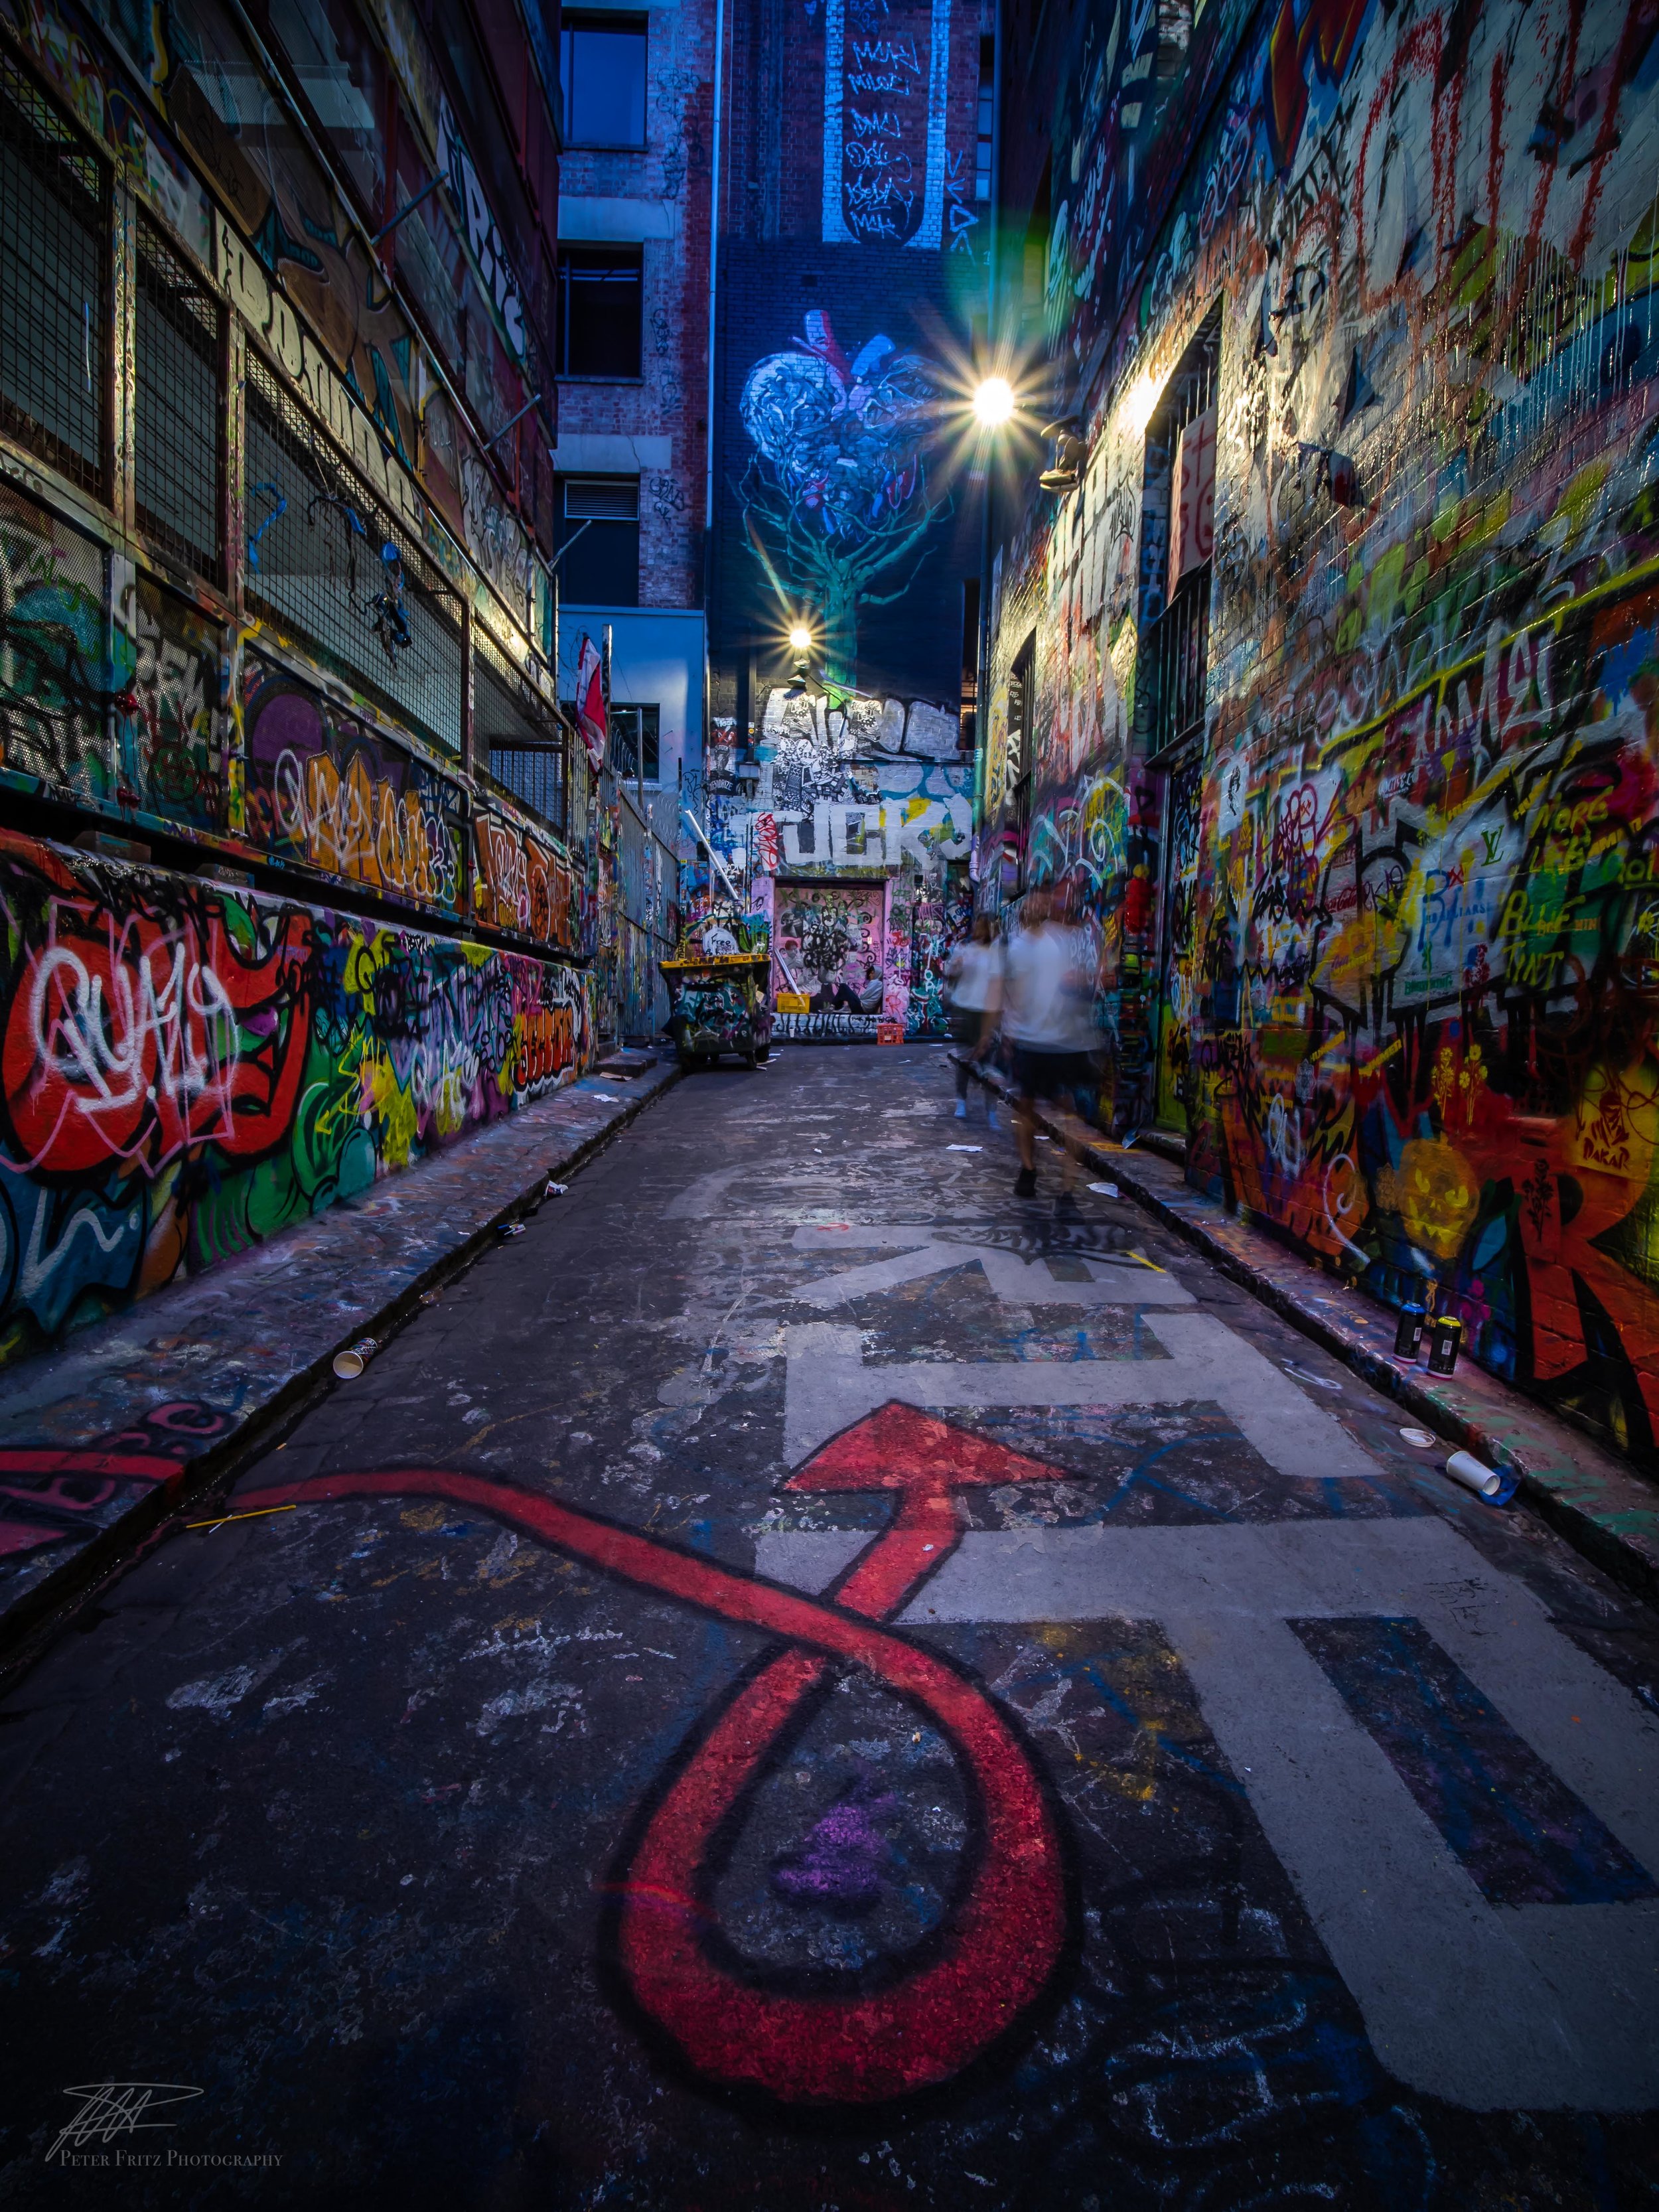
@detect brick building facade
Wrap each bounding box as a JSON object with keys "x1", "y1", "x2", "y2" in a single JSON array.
[
  {"x1": 697, "y1": 0, "x2": 993, "y2": 1039},
  {"x1": 551, "y1": 0, "x2": 719, "y2": 1033}
]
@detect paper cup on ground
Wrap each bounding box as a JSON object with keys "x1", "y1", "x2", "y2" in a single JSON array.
[{"x1": 1444, "y1": 1448, "x2": 1516, "y2": 1503}]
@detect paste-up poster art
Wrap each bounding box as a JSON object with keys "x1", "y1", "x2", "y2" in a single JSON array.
[
  {"x1": 773, "y1": 882, "x2": 885, "y2": 1039},
  {"x1": 1168, "y1": 404, "x2": 1216, "y2": 598},
  {"x1": 822, "y1": 0, "x2": 951, "y2": 247}
]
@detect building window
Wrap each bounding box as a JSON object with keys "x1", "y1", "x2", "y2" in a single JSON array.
[
  {"x1": 135, "y1": 214, "x2": 222, "y2": 584},
  {"x1": 557, "y1": 247, "x2": 643, "y2": 378},
  {"x1": 0, "y1": 56, "x2": 108, "y2": 498},
  {"x1": 1005, "y1": 631, "x2": 1035, "y2": 894},
  {"x1": 1141, "y1": 303, "x2": 1220, "y2": 760},
  {"x1": 975, "y1": 34, "x2": 994, "y2": 201},
  {"x1": 390, "y1": 104, "x2": 467, "y2": 376},
  {"x1": 267, "y1": 0, "x2": 387, "y2": 216},
  {"x1": 557, "y1": 477, "x2": 639, "y2": 607},
  {"x1": 561, "y1": 17, "x2": 647, "y2": 147},
  {"x1": 960, "y1": 575, "x2": 980, "y2": 751},
  {"x1": 610, "y1": 703, "x2": 660, "y2": 784},
  {"x1": 478, "y1": 627, "x2": 565, "y2": 833}
]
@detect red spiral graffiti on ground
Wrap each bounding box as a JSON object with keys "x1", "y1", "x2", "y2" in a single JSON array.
[{"x1": 238, "y1": 1403, "x2": 1072, "y2": 2106}]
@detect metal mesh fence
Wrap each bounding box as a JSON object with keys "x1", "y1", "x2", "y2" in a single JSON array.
[
  {"x1": 135, "y1": 213, "x2": 222, "y2": 583},
  {"x1": 0, "y1": 477, "x2": 110, "y2": 794},
  {"x1": 244, "y1": 353, "x2": 463, "y2": 754},
  {"x1": 476, "y1": 627, "x2": 565, "y2": 833},
  {"x1": 0, "y1": 54, "x2": 108, "y2": 497}
]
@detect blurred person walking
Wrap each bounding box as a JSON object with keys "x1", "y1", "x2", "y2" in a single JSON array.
[
  {"x1": 1002, "y1": 885, "x2": 1098, "y2": 1205},
  {"x1": 944, "y1": 913, "x2": 1003, "y2": 1125}
]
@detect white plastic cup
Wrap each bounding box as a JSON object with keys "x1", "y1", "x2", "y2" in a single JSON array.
[{"x1": 1445, "y1": 1448, "x2": 1502, "y2": 1499}]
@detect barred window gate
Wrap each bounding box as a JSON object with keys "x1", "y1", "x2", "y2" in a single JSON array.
[
  {"x1": 0, "y1": 54, "x2": 109, "y2": 498},
  {"x1": 477, "y1": 625, "x2": 566, "y2": 834},
  {"x1": 1141, "y1": 303, "x2": 1222, "y2": 1134},
  {"x1": 244, "y1": 354, "x2": 463, "y2": 754},
  {"x1": 1143, "y1": 305, "x2": 1220, "y2": 763},
  {"x1": 136, "y1": 213, "x2": 222, "y2": 583}
]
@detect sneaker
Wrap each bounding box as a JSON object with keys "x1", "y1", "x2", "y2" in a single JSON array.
[
  {"x1": 987, "y1": 1105, "x2": 1001, "y2": 1130},
  {"x1": 954, "y1": 1099, "x2": 968, "y2": 1119},
  {"x1": 1013, "y1": 1167, "x2": 1037, "y2": 1199},
  {"x1": 1054, "y1": 1189, "x2": 1080, "y2": 1217}
]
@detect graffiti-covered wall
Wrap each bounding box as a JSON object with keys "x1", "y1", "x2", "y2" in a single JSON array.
[
  {"x1": 689, "y1": 681, "x2": 974, "y2": 1035},
  {"x1": 985, "y1": 0, "x2": 1659, "y2": 1463},
  {"x1": 0, "y1": 828, "x2": 590, "y2": 1362}
]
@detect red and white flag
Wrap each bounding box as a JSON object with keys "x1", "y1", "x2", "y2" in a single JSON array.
[
  {"x1": 574, "y1": 632, "x2": 606, "y2": 773},
  {"x1": 1167, "y1": 404, "x2": 1216, "y2": 600}
]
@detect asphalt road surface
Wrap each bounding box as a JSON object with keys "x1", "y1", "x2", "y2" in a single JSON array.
[{"x1": 2, "y1": 1045, "x2": 1657, "y2": 2209}]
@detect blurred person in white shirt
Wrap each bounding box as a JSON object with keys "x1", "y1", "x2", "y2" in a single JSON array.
[
  {"x1": 1002, "y1": 885, "x2": 1099, "y2": 1204},
  {"x1": 943, "y1": 913, "x2": 1003, "y2": 1125}
]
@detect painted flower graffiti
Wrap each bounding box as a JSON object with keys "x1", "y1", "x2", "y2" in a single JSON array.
[{"x1": 739, "y1": 311, "x2": 947, "y2": 683}]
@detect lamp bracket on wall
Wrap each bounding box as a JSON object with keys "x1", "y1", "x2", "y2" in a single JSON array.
[{"x1": 1038, "y1": 417, "x2": 1086, "y2": 495}]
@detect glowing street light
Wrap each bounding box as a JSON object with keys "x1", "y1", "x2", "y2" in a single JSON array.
[{"x1": 972, "y1": 376, "x2": 1016, "y2": 429}]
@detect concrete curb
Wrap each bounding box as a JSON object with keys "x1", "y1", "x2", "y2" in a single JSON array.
[
  {"x1": 954, "y1": 1054, "x2": 1659, "y2": 1605},
  {"x1": 0, "y1": 1063, "x2": 684, "y2": 1658}
]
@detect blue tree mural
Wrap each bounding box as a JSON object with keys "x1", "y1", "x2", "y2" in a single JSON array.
[{"x1": 738, "y1": 312, "x2": 947, "y2": 686}]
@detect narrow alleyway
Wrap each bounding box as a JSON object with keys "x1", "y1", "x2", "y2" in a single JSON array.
[{"x1": 1, "y1": 1049, "x2": 1656, "y2": 2207}]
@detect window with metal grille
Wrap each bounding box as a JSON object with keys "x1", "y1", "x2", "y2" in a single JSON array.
[
  {"x1": 1005, "y1": 632, "x2": 1035, "y2": 892},
  {"x1": 1143, "y1": 305, "x2": 1220, "y2": 760},
  {"x1": 477, "y1": 628, "x2": 565, "y2": 832},
  {"x1": 244, "y1": 354, "x2": 463, "y2": 753},
  {"x1": 609, "y1": 702, "x2": 658, "y2": 784},
  {"x1": 135, "y1": 214, "x2": 222, "y2": 583},
  {"x1": 975, "y1": 33, "x2": 994, "y2": 201},
  {"x1": 0, "y1": 55, "x2": 108, "y2": 497}
]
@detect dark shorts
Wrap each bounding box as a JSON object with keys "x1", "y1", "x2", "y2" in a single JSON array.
[
  {"x1": 949, "y1": 1008, "x2": 988, "y2": 1051},
  {"x1": 1011, "y1": 1045, "x2": 1097, "y2": 1102}
]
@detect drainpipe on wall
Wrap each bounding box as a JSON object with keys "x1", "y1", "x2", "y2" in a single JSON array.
[{"x1": 703, "y1": 0, "x2": 727, "y2": 541}]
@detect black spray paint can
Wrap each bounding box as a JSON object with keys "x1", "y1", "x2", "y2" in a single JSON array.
[
  {"x1": 1394, "y1": 1304, "x2": 1426, "y2": 1359},
  {"x1": 1426, "y1": 1315, "x2": 1463, "y2": 1376}
]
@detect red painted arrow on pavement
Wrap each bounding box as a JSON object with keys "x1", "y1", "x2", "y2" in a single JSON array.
[{"x1": 238, "y1": 1402, "x2": 1072, "y2": 2107}]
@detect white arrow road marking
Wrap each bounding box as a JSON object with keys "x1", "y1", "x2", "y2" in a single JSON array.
[
  {"x1": 792, "y1": 1228, "x2": 1198, "y2": 1311},
  {"x1": 753, "y1": 1513, "x2": 1659, "y2": 2111},
  {"x1": 782, "y1": 1314, "x2": 1382, "y2": 1479}
]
